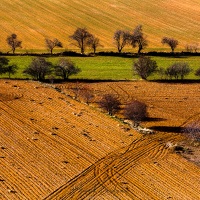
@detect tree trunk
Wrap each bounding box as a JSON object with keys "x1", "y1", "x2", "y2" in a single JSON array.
[{"x1": 12, "y1": 47, "x2": 15, "y2": 54}]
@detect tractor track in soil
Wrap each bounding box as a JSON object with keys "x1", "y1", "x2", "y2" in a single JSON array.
[{"x1": 44, "y1": 134, "x2": 178, "y2": 200}]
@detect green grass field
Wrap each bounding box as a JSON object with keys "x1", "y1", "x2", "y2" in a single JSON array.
[{"x1": 1, "y1": 55, "x2": 200, "y2": 80}]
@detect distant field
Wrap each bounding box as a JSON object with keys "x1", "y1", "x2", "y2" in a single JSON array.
[
  {"x1": 1, "y1": 0, "x2": 200, "y2": 52},
  {"x1": 1, "y1": 55, "x2": 200, "y2": 80}
]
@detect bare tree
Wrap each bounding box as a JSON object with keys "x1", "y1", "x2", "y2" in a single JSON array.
[
  {"x1": 87, "y1": 35, "x2": 103, "y2": 54},
  {"x1": 165, "y1": 62, "x2": 191, "y2": 80},
  {"x1": 113, "y1": 30, "x2": 130, "y2": 53},
  {"x1": 133, "y1": 56, "x2": 158, "y2": 80},
  {"x1": 69, "y1": 27, "x2": 93, "y2": 54},
  {"x1": 130, "y1": 25, "x2": 148, "y2": 54},
  {"x1": 54, "y1": 58, "x2": 81, "y2": 80},
  {"x1": 185, "y1": 43, "x2": 198, "y2": 53},
  {"x1": 23, "y1": 57, "x2": 53, "y2": 81},
  {"x1": 45, "y1": 38, "x2": 63, "y2": 54},
  {"x1": 71, "y1": 82, "x2": 83, "y2": 100},
  {"x1": 99, "y1": 94, "x2": 121, "y2": 116},
  {"x1": 79, "y1": 86, "x2": 94, "y2": 105},
  {"x1": 6, "y1": 33, "x2": 22, "y2": 54},
  {"x1": 161, "y1": 37, "x2": 178, "y2": 53},
  {"x1": 124, "y1": 100, "x2": 147, "y2": 127}
]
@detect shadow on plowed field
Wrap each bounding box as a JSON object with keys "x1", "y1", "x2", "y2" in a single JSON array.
[{"x1": 150, "y1": 126, "x2": 182, "y2": 133}]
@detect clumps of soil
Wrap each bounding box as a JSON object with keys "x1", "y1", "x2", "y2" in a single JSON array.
[{"x1": 81, "y1": 130, "x2": 95, "y2": 141}]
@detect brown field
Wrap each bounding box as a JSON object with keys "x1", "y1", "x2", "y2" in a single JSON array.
[
  {"x1": 0, "y1": 80, "x2": 200, "y2": 199},
  {"x1": 1, "y1": 0, "x2": 200, "y2": 51}
]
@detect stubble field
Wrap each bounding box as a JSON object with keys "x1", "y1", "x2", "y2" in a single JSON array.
[{"x1": 0, "y1": 79, "x2": 200, "y2": 199}]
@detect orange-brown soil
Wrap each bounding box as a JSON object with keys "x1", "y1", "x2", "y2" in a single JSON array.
[{"x1": 0, "y1": 80, "x2": 200, "y2": 199}]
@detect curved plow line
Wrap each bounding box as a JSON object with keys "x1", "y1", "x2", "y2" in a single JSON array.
[
  {"x1": 117, "y1": 85, "x2": 132, "y2": 103},
  {"x1": 69, "y1": 167, "x2": 139, "y2": 200},
  {"x1": 89, "y1": 142, "x2": 165, "y2": 200},
  {"x1": 0, "y1": 93, "x2": 23, "y2": 101},
  {"x1": 43, "y1": 138, "x2": 145, "y2": 199},
  {"x1": 107, "y1": 85, "x2": 121, "y2": 99},
  {"x1": 108, "y1": 84, "x2": 130, "y2": 104},
  {"x1": 44, "y1": 136, "x2": 171, "y2": 199}
]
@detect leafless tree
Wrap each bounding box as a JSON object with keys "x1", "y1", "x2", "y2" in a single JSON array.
[
  {"x1": 45, "y1": 38, "x2": 63, "y2": 54},
  {"x1": 113, "y1": 30, "x2": 130, "y2": 53},
  {"x1": 79, "y1": 86, "x2": 94, "y2": 105},
  {"x1": 99, "y1": 94, "x2": 121, "y2": 116},
  {"x1": 23, "y1": 57, "x2": 53, "y2": 81},
  {"x1": 161, "y1": 37, "x2": 178, "y2": 53},
  {"x1": 185, "y1": 43, "x2": 198, "y2": 53},
  {"x1": 71, "y1": 82, "x2": 83, "y2": 100},
  {"x1": 133, "y1": 56, "x2": 158, "y2": 80},
  {"x1": 130, "y1": 25, "x2": 148, "y2": 54},
  {"x1": 6, "y1": 33, "x2": 22, "y2": 54},
  {"x1": 69, "y1": 27, "x2": 93, "y2": 54},
  {"x1": 55, "y1": 58, "x2": 81, "y2": 80},
  {"x1": 124, "y1": 100, "x2": 147, "y2": 127},
  {"x1": 165, "y1": 62, "x2": 191, "y2": 80},
  {"x1": 87, "y1": 35, "x2": 103, "y2": 54}
]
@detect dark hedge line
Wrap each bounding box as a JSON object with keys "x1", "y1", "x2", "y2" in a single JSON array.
[{"x1": 1, "y1": 50, "x2": 200, "y2": 57}]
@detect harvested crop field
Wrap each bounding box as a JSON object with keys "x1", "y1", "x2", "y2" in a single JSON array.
[{"x1": 0, "y1": 80, "x2": 200, "y2": 199}]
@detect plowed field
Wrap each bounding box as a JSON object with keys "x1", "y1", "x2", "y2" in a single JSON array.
[
  {"x1": 1, "y1": 0, "x2": 200, "y2": 50},
  {"x1": 1, "y1": 80, "x2": 200, "y2": 199}
]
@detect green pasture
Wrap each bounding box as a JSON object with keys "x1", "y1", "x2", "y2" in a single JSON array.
[{"x1": 1, "y1": 55, "x2": 200, "y2": 80}]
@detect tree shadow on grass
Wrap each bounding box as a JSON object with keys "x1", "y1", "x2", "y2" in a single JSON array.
[{"x1": 150, "y1": 126, "x2": 182, "y2": 133}]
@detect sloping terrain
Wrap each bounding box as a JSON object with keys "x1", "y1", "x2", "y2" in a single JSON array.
[
  {"x1": 1, "y1": 0, "x2": 200, "y2": 51},
  {"x1": 1, "y1": 80, "x2": 200, "y2": 199},
  {"x1": 45, "y1": 134, "x2": 200, "y2": 200},
  {"x1": 0, "y1": 80, "x2": 137, "y2": 199}
]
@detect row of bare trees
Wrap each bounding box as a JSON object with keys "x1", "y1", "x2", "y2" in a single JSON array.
[
  {"x1": 69, "y1": 86, "x2": 147, "y2": 127},
  {"x1": 4, "y1": 26, "x2": 198, "y2": 55},
  {"x1": 98, "y1": 93, "x2": 147, "y2": 126},
  {"x1": 114, "y1": 25, "x2": 148, "y2": 54},
  {"x1": 5, "y1": 29, "x2": 102, "y2": 55}
]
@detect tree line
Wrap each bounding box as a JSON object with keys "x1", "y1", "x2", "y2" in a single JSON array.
[
  {"x1": 0, "y1": 57, "x2": 81, "y2": 81},
  {"x1": 2, "y1": 26, "x2": 199, "y2": 55},
  {"x1": 133, "y1": 56, "x2": 200, "y2": 80},
  {"x1": 1, "y1": 55, "x2": 200, "y2": 81}
]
